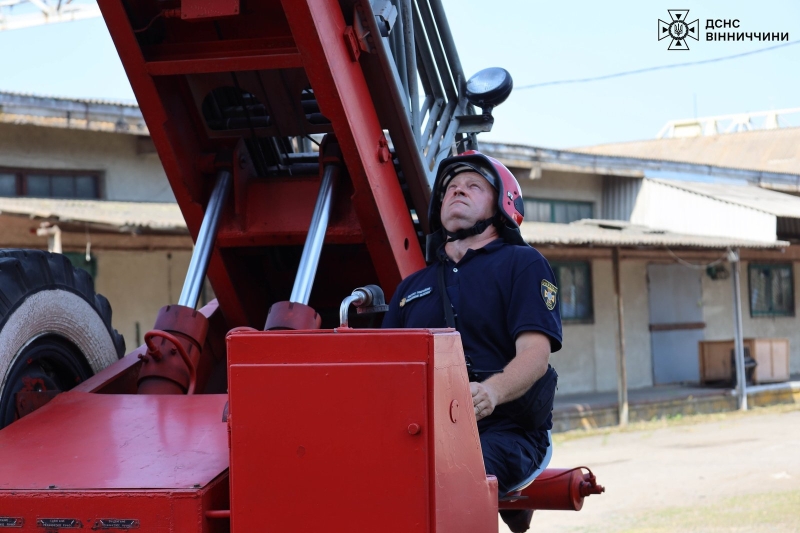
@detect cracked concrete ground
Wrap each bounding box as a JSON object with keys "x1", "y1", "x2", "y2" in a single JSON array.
[{"x1": 500, "y1": 404, "x2": 800, "y2": 532}]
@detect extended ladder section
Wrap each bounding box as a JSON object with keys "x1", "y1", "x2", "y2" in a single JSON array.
[{"x1": 97, "y1": 0, "x2": 484, "y2": 332}]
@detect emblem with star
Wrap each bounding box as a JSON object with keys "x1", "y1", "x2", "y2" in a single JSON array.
[{"x1": 658, "y1": 10, "x2": 699, "y2": 50}]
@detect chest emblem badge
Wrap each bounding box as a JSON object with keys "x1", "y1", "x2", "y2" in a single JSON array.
[
  {"x1": 399, "y1": 287, "x2": 432, "y2": 307},
  {"x1": 541, "y1": 280, "x2": 558, "y2": 311}
]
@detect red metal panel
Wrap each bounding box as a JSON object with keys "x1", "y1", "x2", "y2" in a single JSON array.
[
  {"x1": 430, "y1": 334, "x2": 499, "y2": 532},
  {"x1": 217, "y1": 177, "x2": 364, "y2": 247},
  {"x1": 0, "y1": 392, "x2": 228, "y2": 490},
  {"x1": 226, "y1": 328, "x2": 433, "y2": 366},
  {"x1": 0, "y1": 473, "x2": 229, "y2": 533},
  {"x1": 229, "y1": 362, "x2": 429, "y2": 532},
  {"x1": 227, "y1": 329, "x2": 498, "y2": 533},
  {"x1": 181, "y1": 0, "x2": 239, "y2": 20}
]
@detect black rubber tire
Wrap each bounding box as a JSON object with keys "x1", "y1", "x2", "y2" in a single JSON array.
[{"x1": 0, "y1": 249, "x2": 125, "y2": 428}]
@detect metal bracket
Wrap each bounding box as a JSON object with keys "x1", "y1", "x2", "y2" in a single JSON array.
[{"x1": 455, "y1": 113, "x2": 495, "y2": 134}]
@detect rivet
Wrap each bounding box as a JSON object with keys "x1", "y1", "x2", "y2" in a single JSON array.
[{"x1": 407, "y1": 423, "x2": 421, "y2": 435}]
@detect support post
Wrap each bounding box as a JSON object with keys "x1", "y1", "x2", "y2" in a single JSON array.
[
  {"x1": 729, "y1": 248, "x2": 747, "y2": 411},
  {"x1": 612, "y1": 247, "x2": 629, "y2": 426}
]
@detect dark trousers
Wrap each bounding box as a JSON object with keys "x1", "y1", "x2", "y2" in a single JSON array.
[
  {"x1": 481, "y1": 425, "x2": 547, "y2": 531},
  {"x1": 480, "y1": 426, "x2": 546, "y2": 494}
]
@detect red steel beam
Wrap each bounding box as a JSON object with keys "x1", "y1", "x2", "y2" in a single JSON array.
[
  {"x1": 281, "y1": 0, "x2": 426, "y2": 290},
  {"x1": 145, "y1": 53, "x2": 303, "y2": 76}
]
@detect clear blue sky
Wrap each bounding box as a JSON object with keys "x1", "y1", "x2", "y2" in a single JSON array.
[{"x1": 0, "y1": 0, "x2": 797, "y2": 148}]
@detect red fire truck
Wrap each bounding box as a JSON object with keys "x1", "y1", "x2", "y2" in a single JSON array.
[{"x1": 0, "y1": 1, "x2": 602, "y2": 530}]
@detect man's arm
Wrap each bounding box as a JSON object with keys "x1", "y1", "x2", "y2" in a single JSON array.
[{"x1": 471, "y1": 331, "x2": 551, "y2": 421}]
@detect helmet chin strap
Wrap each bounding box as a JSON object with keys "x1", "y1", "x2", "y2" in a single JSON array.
[{"x1": 443, "y1": 213, "x2": 499, "y2": 243}]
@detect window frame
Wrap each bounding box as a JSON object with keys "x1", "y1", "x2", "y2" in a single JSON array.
[
  {"x1": 0, "y1": 167, "x2": 103, "y2": 199},
  {"x1": 550, "y1": 260, "x2": 594, "y2": 324},
  {"x1": 747, "y1": 262, "x2": 795, "y2": 318},
  {"x1": 522, "y1": 198, "x2": 594, "y2": 224}
]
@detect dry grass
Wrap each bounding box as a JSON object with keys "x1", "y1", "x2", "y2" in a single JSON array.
[
  {"x1": 553, "y1": 402, "x2": 800, "y2": 445},
  {"x1": 609, "y1": 490, "x2": 800, "y2": 533}
]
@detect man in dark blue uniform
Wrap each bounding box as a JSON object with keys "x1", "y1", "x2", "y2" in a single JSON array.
[{"x1": 383, "y1": 151, "x2": 562, "y2": 533}]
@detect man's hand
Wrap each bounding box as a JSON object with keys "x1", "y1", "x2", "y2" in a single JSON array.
[
  {"x1": 471, "y1": 381, "x2": 499, "y2": 421},
  {"x1": 470, "y1": 332, "x2": 551, "y2": 422}
]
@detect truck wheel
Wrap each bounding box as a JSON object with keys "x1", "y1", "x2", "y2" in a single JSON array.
[{"x1": 0, "y1": 250, "x2": 125, "y2": 428}]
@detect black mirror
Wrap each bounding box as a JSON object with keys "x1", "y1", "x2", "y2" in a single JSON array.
[{"x1": 465, "y1": 67, "x2": 513, "y2": 113}]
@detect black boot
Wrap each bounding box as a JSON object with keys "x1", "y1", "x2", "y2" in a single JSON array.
[{"x1": 500, "y1": 509, "x2": 534, "y2": 533}]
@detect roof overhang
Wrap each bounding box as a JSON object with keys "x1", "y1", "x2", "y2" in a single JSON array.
[
  {"x1": 521, "y1": 220, "x2": 788, "y2": 250},
  {"x1": 0, "y1": 91, "x2": 148, "y2": 136},
  {"x1": 0, "y1": 197, "x2": 187, "y2": 235},
  {"x1": 483, "y1": 142, "x2": 800, "y2": 186}
]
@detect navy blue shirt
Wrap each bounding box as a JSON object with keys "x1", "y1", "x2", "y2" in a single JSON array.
[{"x1": 382, "y1": 239, "x2": 562, "y2": 431}]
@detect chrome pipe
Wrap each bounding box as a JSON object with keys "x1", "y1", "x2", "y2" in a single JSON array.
[
  {"x1": 290, "y1": 163, "x2": 338, "y2": 305},
  {"x1": 403, "y1": 0, "x2": 419, "y2": 144},
  {"x1": 339, "y1": 294, "x2": 363, "y2": 328},
  {"x1": 178, "y1": 170, "x2": 231, "y2": 309}
]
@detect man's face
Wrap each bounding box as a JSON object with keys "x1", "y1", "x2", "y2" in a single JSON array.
[{"x1": 440, "y1": 171, "x2": 497, "y2": 233}]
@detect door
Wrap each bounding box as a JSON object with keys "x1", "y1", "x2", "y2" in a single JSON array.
[{"x1": 647, "y1": 264, "x2": 705, "y2": 384}]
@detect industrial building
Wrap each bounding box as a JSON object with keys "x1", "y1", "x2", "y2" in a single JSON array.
[{"x1": 2, "y1": 90, "x2": 798, "y2": 397}]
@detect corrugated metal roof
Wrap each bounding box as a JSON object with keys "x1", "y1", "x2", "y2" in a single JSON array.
[
  {"x1": 481, "y1": 141, "x2": 800, "y2": 185},
  {"x1": 574, "y1": 128, "x2": 800, "y2": 177},
  {"x1": 0, "y1": 197, "x2": 186, "y2": 233},
  {"x1": 0, "y1": 90, "x2": 138, "y2": 108},
  {"x1": 649, "y1": 179, "x2": 800, "y2": 218},
  {"x1": 521, "y1": 220, "x2": 787, "y2": 249},
  {"x1": 0, "y1": 91, "x2": 148, "y2": 136}
]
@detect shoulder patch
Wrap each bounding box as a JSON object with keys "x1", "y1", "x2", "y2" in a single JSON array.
[
  {"x1": 399, "y1": 286, "x2": 432, "y2": 308},
  {"x1": 541, "y1": 279, "x2": 558, "y2": 311}
]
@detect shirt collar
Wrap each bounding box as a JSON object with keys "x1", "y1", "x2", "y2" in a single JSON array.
[{"x1": 438, "y1": 238, "x2": 505, "y2": 265}]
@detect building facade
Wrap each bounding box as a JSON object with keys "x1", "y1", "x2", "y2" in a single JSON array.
[
  {"x1": 485, "y1": 141, "x2": 800, "y2": 395},
  {"x1": 0, "y1": 91, "x2": 194, "y2": 350}
]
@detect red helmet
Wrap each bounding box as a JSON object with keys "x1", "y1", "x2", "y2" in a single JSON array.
[{"x1": 426, "y1": 150, "x2": 526, "y2": 260}]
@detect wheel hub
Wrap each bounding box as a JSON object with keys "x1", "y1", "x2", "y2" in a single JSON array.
[{"x1": 0, "y1": 336, "x2": 91, "y2": 428}]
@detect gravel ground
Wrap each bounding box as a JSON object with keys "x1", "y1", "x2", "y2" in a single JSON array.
[{"x1": 499, "y1": 404, "x2": 800, "y2": 532}]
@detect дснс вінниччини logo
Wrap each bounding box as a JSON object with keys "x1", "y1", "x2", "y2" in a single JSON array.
[{"x1": 658, "y1": 10, "x2": 699, "y2": 50}]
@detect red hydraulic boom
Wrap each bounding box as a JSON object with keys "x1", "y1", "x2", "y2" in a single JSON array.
[{"x1": 0, "y1": 0, "x2": 602, "y2": 530}]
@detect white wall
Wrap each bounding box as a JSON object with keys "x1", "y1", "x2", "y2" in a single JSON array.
[
  {"x1": 703, "y1": 261, "x2": 800, "y2": 375},
  {"x1": 516, "y1": 169, "x2": 604, "y2": 214},
  {"x1": 631, "y1": 180, "x2": 776, "y2": 242},
  {"x1": 0, "y1": 123, "x2": 174, "y2": 202},
  {"x1": 546, "y1": 257, "x2": 653, "y2": 395},
  {"x1": 94, "y1": 250, "x2": 192, "y2": 351}
]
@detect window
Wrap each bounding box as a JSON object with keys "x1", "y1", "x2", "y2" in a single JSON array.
[
  {"x1": 524, "y1": 199, "x2": 593, "y2": 224},
  {"x1": 551, "y1": 261, "x2": 593, "y2": 322},
  {"x1": 63, "y1": 252, "x2": 97, "y2": 280},
  {"x1": 0, "y1": 168, "x2": 100, "y2": 199},
  {"x1": 748, "y1": 263, "x2": 794, "y2": 317}
]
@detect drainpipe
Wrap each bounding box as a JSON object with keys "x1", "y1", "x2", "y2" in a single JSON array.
[
  {"x1": 36, "y1": 223, "x2": 62, "y2": 253},
  {"x1": 729, "y1": 248, "x2": 747, "y2": 411}
]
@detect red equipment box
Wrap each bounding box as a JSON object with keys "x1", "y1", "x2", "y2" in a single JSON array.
[
  {"x1": 227, "y1": 328, "x2": 499, "y2": 533},
  {"x1": 0, "y1": 392, "x2": 230, "y2": 531}
]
